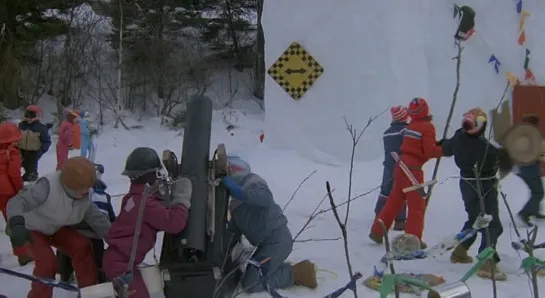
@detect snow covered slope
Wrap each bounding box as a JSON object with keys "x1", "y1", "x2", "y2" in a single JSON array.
[{"x1": 263, "y1": 0, "x2": 545, "y2": 163}]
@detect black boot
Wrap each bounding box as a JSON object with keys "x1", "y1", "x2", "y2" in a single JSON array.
[{"x1": 518, "y1": 212, "x2": 534, "y2": 227}]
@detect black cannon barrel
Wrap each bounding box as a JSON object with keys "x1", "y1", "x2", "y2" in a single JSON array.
[{"x1": 178, "y1": 95, "x2": 213, "y2": 252}]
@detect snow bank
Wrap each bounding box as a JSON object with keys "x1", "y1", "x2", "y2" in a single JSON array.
[{"x1": 263, "y1": 0, "x2": 545, "y2": 163}]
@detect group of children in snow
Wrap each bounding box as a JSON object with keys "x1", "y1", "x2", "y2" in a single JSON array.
[
  {"x1": 0, "y1": 98, "x2": 543, "y2": 298},
  {"x1": 0, "y1": 135, "x2": 318, "y2": 298},
  {"x1": 371, "y1": 98, "x2": 544, "y2": 281}
]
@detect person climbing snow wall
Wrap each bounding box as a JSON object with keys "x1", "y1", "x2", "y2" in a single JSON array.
[
  {"x1": 374, "y1": 106, "x2": 410, "y2": 231},
  {"x1": 454, "y1": 5, "x2": 476, "y2": 41}
]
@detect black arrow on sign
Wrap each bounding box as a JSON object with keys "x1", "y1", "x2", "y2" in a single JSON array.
[{"x1": 285, "y1": 68, "x2": 306, "y2": 75}]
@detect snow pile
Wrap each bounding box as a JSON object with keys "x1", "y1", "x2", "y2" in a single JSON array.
[{"x1": 263, "y1": 0, "x2": 545, "y2": 163}]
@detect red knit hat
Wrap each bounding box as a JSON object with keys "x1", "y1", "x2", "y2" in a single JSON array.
[
  {"x1": 390, "y1": 106, "x2": 409, "y2": 122},
  {"x1": 408, "y1": 97, "x2": 429, "y2": 120}
]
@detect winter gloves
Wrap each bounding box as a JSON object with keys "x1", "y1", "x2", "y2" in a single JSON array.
[
  {"x1": 171, "y1": 177, "x2": 192, "y2": 209},
  {"x1": 8, "y1": 216, "x2": 31, "y2": 247},
  {"x1": 223, "y1": 176, "x2": 246, "y2": 201}
]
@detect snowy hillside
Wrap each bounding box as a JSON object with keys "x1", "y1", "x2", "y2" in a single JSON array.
[{"x1": 263, "y1": 0, "x2": 545, "y2": 163}]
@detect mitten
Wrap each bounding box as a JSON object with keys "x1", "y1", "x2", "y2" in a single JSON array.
[
  {"x1": 8, "y1": 216, "x2": 31, "y2": 247},
  {"x1": 171, "y1": 177, "x2": 192, "y2": 209},
  {"x1": 223, "y1": 176, "x2": 246, "y2": 201}
]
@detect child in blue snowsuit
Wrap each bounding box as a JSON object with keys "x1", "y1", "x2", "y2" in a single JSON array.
[
  {"x1": 79, "y1": 111, "x2": 97, "y2": 160},
  {"x1": 58, "y1": 169, "x2": 115, "y2": 283},
  {"x1": 222, "y1": 156, "x2": 318, "y2": 293},
  {"x1": 374, "y1": 106, "x2": 410, "y2": 231}
]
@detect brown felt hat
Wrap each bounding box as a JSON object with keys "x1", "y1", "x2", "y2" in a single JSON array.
[{"x1": 61, "y1": 156, "x2": 97, "y2": 191}]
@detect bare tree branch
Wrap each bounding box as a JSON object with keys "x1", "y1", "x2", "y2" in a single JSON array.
[{"x1": 282, "y1": 170, "x2": 317, "y2": 212}]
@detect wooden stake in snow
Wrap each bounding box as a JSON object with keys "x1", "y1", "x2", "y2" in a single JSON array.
[{"x1": 426, "y1": 41, "x2": 464, "y2": 206}]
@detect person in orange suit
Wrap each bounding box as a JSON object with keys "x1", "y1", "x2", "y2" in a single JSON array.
[
  {"x1": 0, "y1": 121, "x2": 33, "y2": 266},
  {"x1": 369, "y1": 98, "x2": 443, "y2": 247}
]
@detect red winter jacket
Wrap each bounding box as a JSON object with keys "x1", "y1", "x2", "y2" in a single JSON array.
[
  {"x1": 105, "y1": 184, "x2": 189, "y2": 267},
  {"x1": 0, "y1": 144, "x2": 23, "y2": 196},
  {"x1": 400, "y1": 117, "x2": 443, "y2": 168}
]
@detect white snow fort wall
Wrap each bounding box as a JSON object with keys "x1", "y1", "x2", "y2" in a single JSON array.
[{"x1": 263, "y1": 0, "x2": 545, "y2": 163}]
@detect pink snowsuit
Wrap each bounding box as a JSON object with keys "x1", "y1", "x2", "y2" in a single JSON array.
[
  {"x1": 56, "y1": 118, "x2": 74, "y2": 170},
  {"x1": 103, "y1": 183, "x2": 189, "y2": 298}
]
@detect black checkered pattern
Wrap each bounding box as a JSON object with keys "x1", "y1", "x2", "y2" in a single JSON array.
[{"x1": 267, "y1": 42, "x2": 324, "y2": 100}]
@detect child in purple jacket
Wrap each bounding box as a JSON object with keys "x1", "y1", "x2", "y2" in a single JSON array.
[{"x1": 102, "y1": 147, "x2": 192, "y2": 298}]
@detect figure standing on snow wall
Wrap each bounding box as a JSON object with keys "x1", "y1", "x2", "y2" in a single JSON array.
[
  {"x1": 439, "y1": 108, "x2": 512, "y2": 281},
  {"x1": 0, "y1": 122, "x2": 33, "y2": 266},
  {"x1": 79, "y1": 111, "x2": 98, "y2": 161},
  {"x1": 222, "y1": 156, "x2": 318, "y2": 293},
  {"x1": 6, "y1": 156, "x2": 110, "y2": 298},
  {"x1": 369, "y1": 98, "x2": 443, "y2": 247},
  {"x1": 56, "y1": 110, "x2": 77, "y2": 170},
  {"x1": 18, "y1": 105, "x2": 51, "y2": 182},
  {"x1": 515, "y1": 115, "x2": 545, "y2": 226},
  {"x1": 103, "y1": 147, "x2": 191, "y2": 298},
  {"x1": 374, "y1": 106, "x2": 410, "y2": 231}
]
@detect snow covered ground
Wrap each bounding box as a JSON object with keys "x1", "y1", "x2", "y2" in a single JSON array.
[{"x1": 0, "y1": 108, "x2": 543, "y2": 297}]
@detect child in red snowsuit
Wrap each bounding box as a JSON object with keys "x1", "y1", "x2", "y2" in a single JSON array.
[
  {"x1": 0, "y1": 122, "x2": 32, "y2": 265},
  {"x1": 103, "y1": 147, "x2": 191, "y2": 298},
  {"x1": 369, "y1": 98, "x2": 443, "y2": 246},
  {"x1": 56, "y1": 110, "x2": 76, "y2": 170}
]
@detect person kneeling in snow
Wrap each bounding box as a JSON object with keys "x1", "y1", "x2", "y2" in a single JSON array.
[
  {"x1": 103, "y1": 147, "x2": 191, "y2": 298},
  {"x1": 6, "y1": 156, "x2": 111, "y2": 298},
  {"x1": 439, "y1": 108, "x2": 510, "y2": 281},
  {"x1": 223, "y1": 156, "x2": 318, "y2": 293},
  {"x1": 59, "y1": 178, "x2": 116, "y2": 283}
]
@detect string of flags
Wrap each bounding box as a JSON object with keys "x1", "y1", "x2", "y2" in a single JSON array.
[{"x1": 485, "y1": 0, "x2": 536, "y2": 86}]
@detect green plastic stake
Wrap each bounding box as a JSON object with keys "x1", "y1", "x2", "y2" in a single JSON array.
[
  {"x1": 460, "y1": 247, "x2": 496, "y2": 282},
  {"x1": 520, "y1": 256, "x2": 545, "y2": 273},
  {"x1": 378, "y1": 274, "x2": 434, "y2": 298}
]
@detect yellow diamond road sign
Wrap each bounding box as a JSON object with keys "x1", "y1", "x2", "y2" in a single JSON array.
[{"x1": 267, "y1": 42, "x2": 324, "y2": 101}]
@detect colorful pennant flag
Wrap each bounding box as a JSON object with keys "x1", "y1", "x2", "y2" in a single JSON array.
[
  {"x1": 525, "y1": 69, "x2": 536, "y2": 84},
  {"x1": 488, "y1": 55, "x2": 501, "y2": 73},
  {"x1": 516, "y1": 0, "x2": 522, "y2": 14},
  {"x1": 518, "y1": 31, "x2": 526, "y2": 45},
  {"x1": 506, "y1": 72, "x2": 520, "y2": 87},
  {"x1": 524, "y1": 48, "x2": 530, "y2": 69},
  {"x1": 519, "y1": 10, "x2": 530, "y2": 31}
]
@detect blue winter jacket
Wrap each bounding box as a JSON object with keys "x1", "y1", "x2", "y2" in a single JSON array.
[
  {"x1": 382, "y1": 122, "x2": 408, "y2": 168},
  {"x1": 80, "y1": 118, "x2": 90, "y2": 140},
  {"x1": 518, "y1": 160, "x2": 542, "y2": 180},
  {"x1": 225, "y1": 172, "x2": 289, "y2": 246},
  {"x1": 18, "y1": 120, "x2": 51, "y2": 155}
]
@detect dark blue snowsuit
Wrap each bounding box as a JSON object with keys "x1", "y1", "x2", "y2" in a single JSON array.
[
  {"x1": 223, "y1": 172, "x2": 294, "y2": 293},
  {"x1": 518, "y1": 161, "x2": 544, "y2": 216},
  {"x1": 374, "y1": 121, "x2": 408, "y2": 222}
]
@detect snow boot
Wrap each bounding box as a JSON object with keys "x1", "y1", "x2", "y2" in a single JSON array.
[
  {"x1": 450, "y1": 245, "x2": 473, "y2": 264},
  {"x1": 369, "y1": 231, "x2": 383, "y2": 244},
  {"x1": 419, "y1": 240, "x2": 427, "y2": 249},
  {"x1": 477, "y1": 260, "x2": 507, "y2": 281},
  {"x1": 518, "y1": 212, "x2": 534, "y2": 227},
  {"x1": 393, "y1": 221, "x2": 405, "y2": 231},
  {"x1": 292, "y1": 260, "x2": 318, "y2": 289}
]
